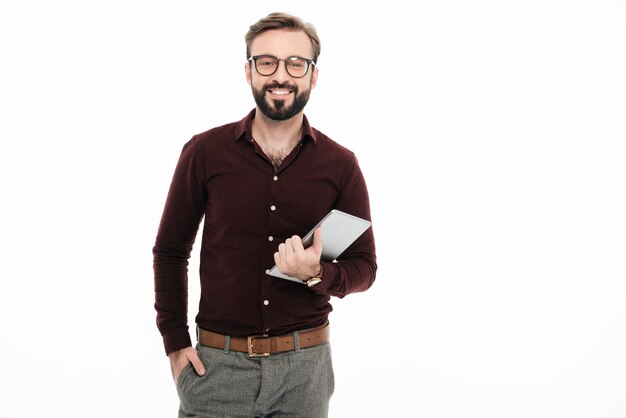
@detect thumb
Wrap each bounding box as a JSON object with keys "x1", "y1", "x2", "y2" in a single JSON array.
[
  {"x1": 187, "y1": 351, "x2": 205, "y2": 376},
  {"x1": 311, "y1": 227, "x2": 323, "y2": 255}
]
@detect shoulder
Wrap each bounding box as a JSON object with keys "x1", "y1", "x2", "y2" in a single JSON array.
[
  {"x1": 187, "y1": 120, "x2": 240, "y2": 149},
  {"x1": 309, "y1": 127, "x2": 356, "y2": 160},
  {"x1": 185, "y1": 110, "x2": 253, "y2": 150},
  {"x1": 175, "y1": 120, "x2": 242, "y2": 168}
]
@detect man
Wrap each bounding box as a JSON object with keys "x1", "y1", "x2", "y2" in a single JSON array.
[{"x1": 153, "y1": 12, "x2": 377, "y2": 418}]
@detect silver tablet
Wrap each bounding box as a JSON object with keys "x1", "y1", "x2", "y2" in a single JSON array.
[{"x1": 266, "y1": 209, "x2": 372, "y2": 283}]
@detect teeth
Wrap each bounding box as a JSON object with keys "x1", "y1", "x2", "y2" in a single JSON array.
[{"x1": 270, "y1": 90, "x2": 290, "y2": 95}]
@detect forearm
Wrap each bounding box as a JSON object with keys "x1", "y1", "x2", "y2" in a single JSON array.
[
  {"x1": 153, "y1": 138, "x2": 207, "y2": 354},
  {"x1": 311, "y1": 242, "x2": 377, "y2": 298},
  {"x1": 153, "y1": 240, "x2": 194, "y2": 354},
  {"x1": 313, "y1": 155, "x2": 377, "y2": 297}
]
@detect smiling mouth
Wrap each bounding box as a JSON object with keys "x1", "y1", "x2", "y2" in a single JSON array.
[{"x1": 267, "y1": 89, "x2": 293, "y2": 96}]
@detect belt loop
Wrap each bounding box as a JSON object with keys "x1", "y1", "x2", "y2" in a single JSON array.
[
  {"x1": 293, "y1": 331, "x2": 300, "y2": 353},
  {"x1": 224, "y1": 335, "x2": 231, "y2": 354}
]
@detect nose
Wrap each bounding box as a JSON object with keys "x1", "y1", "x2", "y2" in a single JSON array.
[{"x1": 271, "y1": 59, "x2": 292, "y2": 82}]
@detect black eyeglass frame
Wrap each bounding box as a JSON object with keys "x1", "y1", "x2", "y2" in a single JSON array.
[{"x1": 247, "y1": 55, "x2": 316, "y2": 78}]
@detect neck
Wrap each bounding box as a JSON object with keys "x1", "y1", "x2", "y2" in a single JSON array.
[{"x1": 252, "y1": 109, "x2": 304, "y2": 147}]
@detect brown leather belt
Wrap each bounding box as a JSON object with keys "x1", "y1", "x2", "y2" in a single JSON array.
[{"x1": 198, "y1": 323, "x2": 329, "y2": 357}]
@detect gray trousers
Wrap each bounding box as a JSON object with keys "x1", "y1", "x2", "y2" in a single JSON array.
[{"x1": 176, "y1": 338, "x2": 334, "y2": 418}]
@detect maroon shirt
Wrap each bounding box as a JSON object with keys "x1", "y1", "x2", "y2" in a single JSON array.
[{"x1": 153, "y1": 109, "x2": 377, "y2": 354}]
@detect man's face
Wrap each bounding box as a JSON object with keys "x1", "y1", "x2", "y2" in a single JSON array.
[{"x1": 246, "y1": 29, "x2": 318, "y2": 121}]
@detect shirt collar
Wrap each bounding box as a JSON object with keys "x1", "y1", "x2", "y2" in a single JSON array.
[{"x1": 235, "y1": 109, "x2": 319, "y2": 144}]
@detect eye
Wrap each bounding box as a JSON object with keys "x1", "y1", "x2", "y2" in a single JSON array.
[
  {"x1": 257, "y1": 56, "x2": 277, "y2": 67},
  {"x1": 287, "y1": 58, "x2": 306, "y2": 68}
]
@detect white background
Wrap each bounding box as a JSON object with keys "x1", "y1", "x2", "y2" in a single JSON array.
[{"x1": 1, "y1": 1, "x2": 625, "y2": 417}]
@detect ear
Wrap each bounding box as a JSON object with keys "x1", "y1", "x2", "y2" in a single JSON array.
[
  {"x1": 245, "y1": 62, "x2": 252, "y2": 85},
  {"x1": 310, "y1": 66, "x2": 318, "y2": 89}
]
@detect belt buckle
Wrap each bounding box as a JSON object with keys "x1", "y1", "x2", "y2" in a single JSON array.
[{"x1": 247, "y1": 334, "x2": 270, "y2": 357}]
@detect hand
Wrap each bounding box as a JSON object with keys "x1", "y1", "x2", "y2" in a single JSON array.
[
  {"x1": 274, "y1": 227, "x2": 323, "y2": 280},
  {"x1": 168, "y1": 346, "x2": 205, "y2": 384}
]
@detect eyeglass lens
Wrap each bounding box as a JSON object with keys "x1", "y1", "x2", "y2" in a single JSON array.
[{"x1": 254, "y1": 56, "x2": 310, "y2": 78}]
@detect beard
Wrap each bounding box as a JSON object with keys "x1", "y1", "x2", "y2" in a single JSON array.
[{"x1": 252, "y1": 81, "x2": 311, "y2": 121}]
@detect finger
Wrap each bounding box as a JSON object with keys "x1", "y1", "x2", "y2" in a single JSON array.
[
  {"x1": 187, "y1": 350, "x2": 205, "y2": 376},
  {"x1": 169, "y1": 348, "x2": 191, "y2": 383},
  {"x1": 290, "y1": 235, "x2": 305, "y2": 253},
  {"x1": 311, "y1": 228, "x2": 323, "y2": 255},
  {"x1": 174, "y1": 367, "x2": 184, "y2": 384},
  {"x1": 175, "y1": 362, "x2": 192, "y2": 384},
  {"x1": 274, "y1": 251, "x2": 281, "y2": 266},
  {"x1": 172, "y1": 362, "x2": 183, "y2": 383},
  {"x1": 278, "y1": 243, "x2": 286, "y2": 259},
  {"x1": 284, "y1": 238, "x2": 294, "y2": 255}
]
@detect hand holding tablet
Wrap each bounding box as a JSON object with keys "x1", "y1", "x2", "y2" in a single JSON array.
[{"x1": 266, "y1": 209, "x2": 372, "y2": 284}]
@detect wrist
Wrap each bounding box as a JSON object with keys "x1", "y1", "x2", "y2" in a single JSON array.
[{"x1": 304, "y1": 264, "x2": 323, "y2": 287}]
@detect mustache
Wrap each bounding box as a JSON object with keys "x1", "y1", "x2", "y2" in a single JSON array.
[{"x1": 264, "y1": 82, "x2": 298, "y2": 93}]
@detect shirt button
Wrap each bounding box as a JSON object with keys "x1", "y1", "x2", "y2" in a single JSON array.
[
  {"x1": 273, "y1": 175, "x2": 278, "y2": 181},
  {"x1": 263, "y1": 300, "x2": 269, "y2": 306},
  {"x1": 270, "y1": 205, "x2": 276, "y2": 211},
  {"x1": 268, "y1": 236, "x2": 274, "y2": 241}
]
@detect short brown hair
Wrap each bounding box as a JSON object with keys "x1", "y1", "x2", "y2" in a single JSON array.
[{"x1": 245, "y1": 12, "x2": 321, "y2": 63}]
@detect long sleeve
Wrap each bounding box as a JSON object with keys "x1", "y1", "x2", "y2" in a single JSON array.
[
  {"x1": 310, "y1": 153, "x2": 377, "y2": 298},
  {"x1": 153, "y1": 139, "x2": 207, "y2": 355}
]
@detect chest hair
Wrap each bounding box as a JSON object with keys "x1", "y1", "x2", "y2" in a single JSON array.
[{"x1": 261, "y1": 143, "x2": 297, "y2": 170}]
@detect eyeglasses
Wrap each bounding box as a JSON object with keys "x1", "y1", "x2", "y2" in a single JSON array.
[{"x1": 248, "y1": 55, "x2": 316, "y2": 78}]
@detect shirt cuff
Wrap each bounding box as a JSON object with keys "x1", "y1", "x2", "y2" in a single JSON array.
[
  {"x1": 163, "y1": 326, "x2": 193, "y2": 356},
  {"x1": 308, "y1": 261, "x2": 336, "y2": 294}
]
